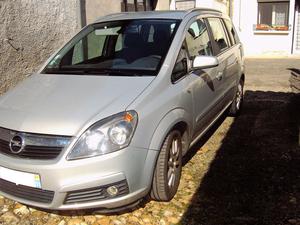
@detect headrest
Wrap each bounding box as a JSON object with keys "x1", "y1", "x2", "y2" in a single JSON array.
[
  {"x1": 153, "y1": 28, "x2": 170, "y2": 44},
  {"x1": 124, "y1": 33, "x2": 141, "y2": 48}
]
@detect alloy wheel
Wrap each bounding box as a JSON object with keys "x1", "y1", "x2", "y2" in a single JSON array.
[{"x1": 167, "y1": 136, "x2": 181, "y2": 188}]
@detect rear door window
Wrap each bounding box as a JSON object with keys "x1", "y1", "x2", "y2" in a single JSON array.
[{"x1": 207, "y1": 18, "x2": 230, "y2": 54}]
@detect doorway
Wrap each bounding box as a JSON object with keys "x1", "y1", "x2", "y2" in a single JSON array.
[{"x1": 293, "y1": 0, "x2": 300, "y2": 54}]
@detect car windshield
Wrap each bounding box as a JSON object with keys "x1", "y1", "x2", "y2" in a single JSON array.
[{"x1": 43, "y1": 19, "x2": 180, "y2": 76}]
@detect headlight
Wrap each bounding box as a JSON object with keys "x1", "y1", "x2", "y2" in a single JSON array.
[{"x1": 67, "y1": 111, "x2": 138, "y2": 160}]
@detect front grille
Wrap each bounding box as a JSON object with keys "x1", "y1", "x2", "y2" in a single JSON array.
[
  {"x1": 64, "y1": 180, "x2": 129, "y2": 204},
  {"x1": 0, "y1": 127, "x2": 71, "y2": 160},
  {"x1": 0, "y1": 178, "x2": 54, "y2": 204},
  {"x1": 0, "y1": 139, "x2": 63, "y2": 160}
]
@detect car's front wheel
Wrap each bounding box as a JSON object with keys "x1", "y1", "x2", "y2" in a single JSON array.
[{"x1": 150, "y1": 130, "x2": 182, "y2": 201}]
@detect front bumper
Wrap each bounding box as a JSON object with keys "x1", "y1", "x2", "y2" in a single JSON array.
[{"x1": 0, "y1": 146, "x2": 158, "y2": 210}]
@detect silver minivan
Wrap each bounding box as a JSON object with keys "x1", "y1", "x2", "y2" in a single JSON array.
[{"x1": 0, "y1": 8, "x2": 244, "y2": 211}]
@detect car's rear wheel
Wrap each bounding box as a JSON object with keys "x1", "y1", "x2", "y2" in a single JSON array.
[
  {"x1": 150, "y1": 130, "x2": 182, "y2": 201},
  {"x1": 229, "y1": 78, "x2": 244, "y2": 116}
]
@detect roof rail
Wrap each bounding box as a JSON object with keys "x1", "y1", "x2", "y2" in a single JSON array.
[{"x1": 186, "y1": 7, "x2": 222, "y2": 15}]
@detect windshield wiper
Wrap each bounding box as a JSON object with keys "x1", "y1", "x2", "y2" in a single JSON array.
[
  {"x1": 43, "y1": 67, "x2": 155, "y2": 76},
  {"x1": 43, "y1": 68, "x2": 110, "y2": 75},
  {"x1": 97, "y1": 68, "x2": 148, "y2": 76}
]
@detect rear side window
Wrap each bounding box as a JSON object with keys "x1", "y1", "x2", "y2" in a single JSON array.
[
  {"x1": 207, "y1": 18, "x2": 230, "y2": 54},
  {"x1": 224, "y1": 19, "x2": 239, "y2": 45}
]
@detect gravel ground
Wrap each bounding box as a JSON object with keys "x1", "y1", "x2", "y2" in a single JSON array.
[{"x1": 0, "y1": 58, "x2": 299, "y2": 225}]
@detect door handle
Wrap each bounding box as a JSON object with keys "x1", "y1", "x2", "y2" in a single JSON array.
[{"x1": 216, "y1": 72, "x2": 223, "y2": 81}]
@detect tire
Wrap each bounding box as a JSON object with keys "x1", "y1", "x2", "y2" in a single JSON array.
[
  {"x1": 229, "y1": 78, "x2": 244, "y2": 117},
  {"x1": 150, "y1": 130, "x2": 182, "y2": 201}
]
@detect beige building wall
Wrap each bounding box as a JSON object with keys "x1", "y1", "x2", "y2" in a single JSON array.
[
  {"x1": 85, "y1": 0, "x2": 122, "y2": 24},
  {"x1": 156, "y1": 0, "x2": 170, "y2": 10}
]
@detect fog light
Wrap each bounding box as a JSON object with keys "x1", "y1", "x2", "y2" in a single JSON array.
[{"x1": 106, "y1": 186, "x2": 119, "y2": 197}]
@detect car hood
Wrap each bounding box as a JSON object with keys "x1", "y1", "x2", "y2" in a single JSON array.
[{"x1": 0, "y1": 74, "x2": 154, "y2": 136}]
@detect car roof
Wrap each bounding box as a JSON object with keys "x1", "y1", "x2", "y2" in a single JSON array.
[{"x1": 93, "y1": 8, "x2": 223, "y2": 24}]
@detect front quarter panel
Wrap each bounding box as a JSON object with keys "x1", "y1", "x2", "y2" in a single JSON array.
[
  {"x1": 127, "y1": 75, "x2": 193, "y2": 151},
  {"x1": 132, "y1": 108, "x2": 192, "y2": 192}
]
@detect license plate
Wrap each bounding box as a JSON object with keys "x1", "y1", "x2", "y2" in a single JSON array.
[{"x1": 0, "y1": 166, "x2": 41, "y2": 189}]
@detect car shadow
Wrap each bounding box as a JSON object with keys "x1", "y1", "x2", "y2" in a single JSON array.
[
  {"x1": 180, "y1": 90, "x2": 300, "y2": 225},
  {"x1": 29, "y1": 198, "x2": 146, "y2": 216}
]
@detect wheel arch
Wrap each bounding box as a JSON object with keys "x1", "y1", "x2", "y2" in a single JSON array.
[{"x1": 148, "y1": 108, "x2": 192, "y2": 152}]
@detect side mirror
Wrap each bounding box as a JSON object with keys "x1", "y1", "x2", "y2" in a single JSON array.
[{"x1": 192, "y1": 56, "x2": 219, "y2": 70}]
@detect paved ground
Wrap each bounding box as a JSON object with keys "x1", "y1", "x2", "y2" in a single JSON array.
[
  {"x1": 0, "y1": 58, "x2": 299, "y2": 225},
  {"x1": 245, "y1": 58, "x2": 300, "y2": 92}
]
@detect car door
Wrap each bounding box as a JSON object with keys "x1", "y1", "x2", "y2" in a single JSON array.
[
  {"x1": 223, "y1": 18, "x2": 244, "y2": 104},
  {"x1": 182, "y1": 18, "x2": 225, "y2": 139},
  {"x1": 206, "y1": 17, "x2": 239, "y2": 108}
]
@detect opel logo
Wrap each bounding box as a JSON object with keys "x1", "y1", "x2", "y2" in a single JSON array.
[{"x1": 9, "y1": 135, "x2": 25, "y2": 154}]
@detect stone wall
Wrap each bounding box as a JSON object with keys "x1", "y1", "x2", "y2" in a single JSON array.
[{"x1": 0, "y1": 0, "x2": 81, "y2": 94}]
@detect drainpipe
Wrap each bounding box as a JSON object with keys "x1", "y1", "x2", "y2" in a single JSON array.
[
  {"x1": 229, "y1": 0, "x2": 232, "y2": 18},
  {"x1": 78, "y1": 0, "x2": 87, "y2": 28},
  {"x1": 151, "y1": 0, "x2": 158, "y2": 10},
  {"x1": 239, "y1": 0, "x2": 242, "y2": 31},
  {"x1": 78, "y1": 0, "x2": 88, "y2": 60}
]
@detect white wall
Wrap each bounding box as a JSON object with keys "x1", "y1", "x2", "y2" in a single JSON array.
[
  {"x1": 196, "y1": 0, "x2": 227, "y2": 13},
  {"x1": 232, "y1": 0, "x2": 296, "y2": 56}
]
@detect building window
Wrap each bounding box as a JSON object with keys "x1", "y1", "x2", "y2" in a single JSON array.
[
  {"x1": 121, "y1": 0, "x2": 152, "y2": 12},
  {"x1": 257, "y1": 1, "x2": 289, "y2": 31}
]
